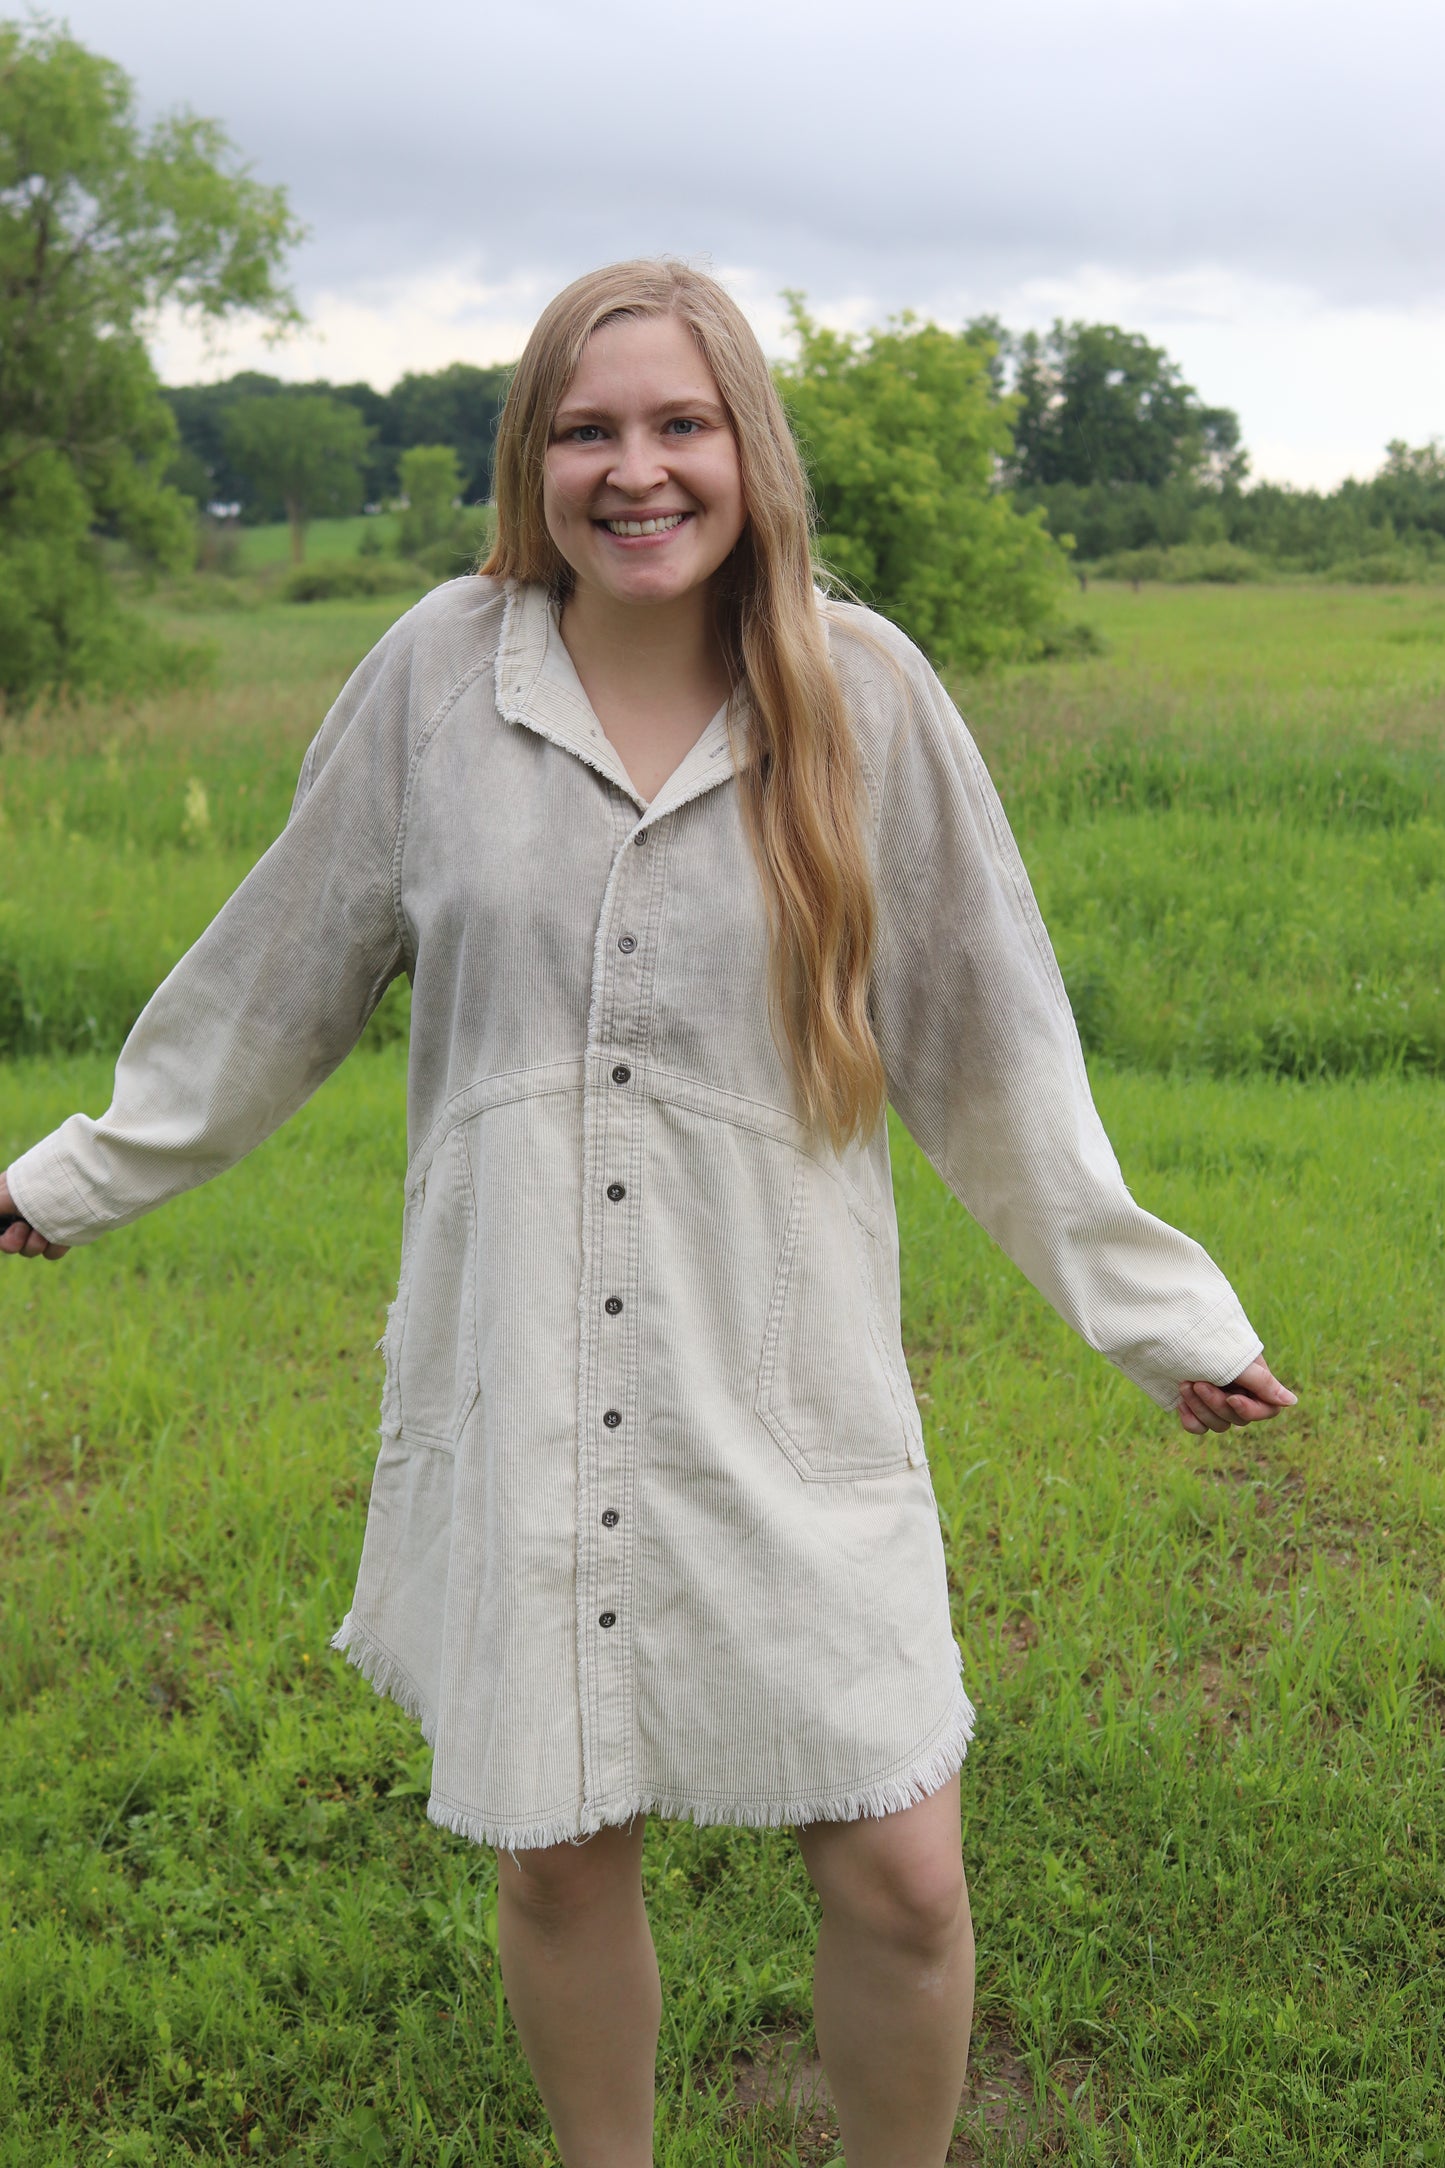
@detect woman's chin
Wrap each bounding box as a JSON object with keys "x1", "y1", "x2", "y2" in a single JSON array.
[{"x1": 587, "y1": 559, "x2": 710, "y2": 609}]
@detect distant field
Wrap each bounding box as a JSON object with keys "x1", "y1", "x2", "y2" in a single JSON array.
[
  {"x1": 230, "y1": 513, "x2": 403, "y2": 568},
  {"x1": 2, "y1": 579, "x2": 1443, "y2": 2162},
  {"x1": 3, "y1": 582, "x2": 1440, "y2": 1073}
]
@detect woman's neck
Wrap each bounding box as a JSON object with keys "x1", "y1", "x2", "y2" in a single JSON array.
[
  {"x1": 556, "y1": 580, "x2": 736, "y2": 802},
  {"x1": 558, "y1": 582, "x2": 730, "y2": 714}
]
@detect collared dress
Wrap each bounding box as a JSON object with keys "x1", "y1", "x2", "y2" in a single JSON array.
[{"x1": 7, "y1": 577, "x2": 1263, "y2": 1851}]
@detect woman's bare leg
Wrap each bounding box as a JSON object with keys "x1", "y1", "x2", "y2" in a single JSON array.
[
  {"x1": 494, "y1": 1817, "x2": 658, "y2": 2168},
  {"x1": 795, "y1": 1775, "x2": 974, "y2": 2167}
]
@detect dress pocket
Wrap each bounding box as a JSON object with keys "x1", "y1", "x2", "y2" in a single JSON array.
[
  {"x1": 382, "y1": 1127, "x2": 479, "y2": 1451},
  {"x1": 755, "y1": 1156, "x2": 926, "y2": 1482}
]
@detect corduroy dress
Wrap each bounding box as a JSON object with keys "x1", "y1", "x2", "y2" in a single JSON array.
[{"x1": 7, "y1": 576, "x2": 1263, "y2": 1851}]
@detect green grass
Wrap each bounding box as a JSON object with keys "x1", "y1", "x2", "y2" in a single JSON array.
[
  {"x1": 2, "y1": 1056, "x2": 1441, "y2": 2163},
  {"x1": 3, "y1": 579, "x2": 1444, "y2": 2161},
  {"x1": 6, "y1": 582, "x2": 1443, "y2": 1072},
  {"x1": 232, "y1": 516, "x2": 403, "y2": 570}
]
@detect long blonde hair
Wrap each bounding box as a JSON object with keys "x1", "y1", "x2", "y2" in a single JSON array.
[{"x1": 481, "y1": 258, "x2": 886, "y2": 1151}]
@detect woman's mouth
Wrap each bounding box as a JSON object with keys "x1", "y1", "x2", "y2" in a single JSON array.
[{"x1": 598, "y1": 512, "x2": 691, "y2": 537}]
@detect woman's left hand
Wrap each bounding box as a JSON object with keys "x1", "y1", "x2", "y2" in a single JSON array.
[{"x1": 1177, "y1": 1355, "x2": 1297, "y2": 1434}]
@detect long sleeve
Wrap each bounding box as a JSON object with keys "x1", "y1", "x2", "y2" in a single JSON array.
[
  {"x1": 867, "y1": 635, "x2": 1262, "y2": 1409},
  {"x1": 6, "y1": 618, "x2": 418, "y2": 1249}
]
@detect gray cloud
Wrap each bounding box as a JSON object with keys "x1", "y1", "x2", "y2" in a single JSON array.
[{"x1": 57, "y1": 0, "x2": 1445, "y2": 316}]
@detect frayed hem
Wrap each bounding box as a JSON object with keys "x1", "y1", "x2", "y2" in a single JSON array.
[
  {"x1": 328, "y1": 1612, "x2": 438, "y2": 1748},
  {"x1": 426, "y1": 1679, "x2": 978, "y2": 1856}
]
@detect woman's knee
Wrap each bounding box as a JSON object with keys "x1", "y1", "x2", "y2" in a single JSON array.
[
  {"x1": 860, "y1": 1850, "x2": 966, "y2": 1961},
  {"x1": 497, "y1": 1819, "x2": 645, "y2": 1926},
  {"x1": 801, "y1": 1800, "x2": 969, "y2": 1961}
]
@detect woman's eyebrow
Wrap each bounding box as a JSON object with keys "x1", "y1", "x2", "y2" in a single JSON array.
[{"x1": 553, "y1": 394, "x2": 729, "y2": 426}]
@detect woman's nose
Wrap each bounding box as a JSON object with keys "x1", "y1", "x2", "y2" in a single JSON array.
[{"x1": 606, "y1": 431, "x2": 667, "y2": 496}]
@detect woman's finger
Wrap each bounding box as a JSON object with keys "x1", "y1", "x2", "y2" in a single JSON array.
[
  {"x1": 1229, "y1": 1357, "x2": 1298, "y2": 1409},
  {"x1": 1180, "y1": 1382, "x2": 1231, "y2": 1433},
  {"x1": 0, "y1": 1215, "x2": 69, "y2": 1260},
  {"x1": 1186, "y1": 1380, "x2": 1240, "y2": 1429},
  {"x1": 1177, "y1": 1359, "x2": 1299, "y2": 1431},
  {"x1": 1224, "y1": 1390, "x2": 1278, "y2": 1423}
]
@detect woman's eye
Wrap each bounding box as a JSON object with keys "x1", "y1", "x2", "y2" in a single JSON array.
[
  {"x1": 568, "y1": 424, "x2": 605, "y2": 443},
  {"x1": 666, "y1": 418, "x2": 701, "y2": 436}
]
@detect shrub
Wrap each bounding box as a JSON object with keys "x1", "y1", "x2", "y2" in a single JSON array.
[
  {"x1": 1030, "y1": 619, "x2": 1108, "y2": 661},
  {"x1": 1322, "y1": 551, "x2": 1433, "y2": 585},
  {"x1": 776, "y1": 302, "x2": 1071, "y2": 670},
  {"x1": 281, "y1": 559, "x2": 428, "y2": 603},
  {"x1": 1092, "y1": 543, "x2": 1263, "y2": 584},
  {"x1": 409, "y1": 506, "x2": 495, "y2": 581},
  {"x1": 397, "y1": 445, "x2": 463, "y2": 556}
]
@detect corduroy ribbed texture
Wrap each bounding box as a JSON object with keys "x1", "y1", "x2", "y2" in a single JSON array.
[{"x1": 7, "y1": 576, "x2": 1262, "y2": 1851}]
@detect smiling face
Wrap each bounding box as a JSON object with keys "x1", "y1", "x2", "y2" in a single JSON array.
[{"x1": 542, "y1": 312, "x2": 748, "y2": 612}]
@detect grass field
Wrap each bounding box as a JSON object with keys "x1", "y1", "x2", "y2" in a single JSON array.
[
  {"x1": 2, "y1": 580, "x2": 1443, "y2": 2163},
  {"x1": 232, "y1": 515, "x2": 404, "y2": 569}
]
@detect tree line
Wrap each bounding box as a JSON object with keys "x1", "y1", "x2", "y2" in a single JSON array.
[
  {"x1": 165, "y1": 362, "x2": 512, "y2": 521},
  {"x1": 1, "y1": 16, "x2": 1440, "y2": 708},
  {"x1": 169, "y1": 314, "x2": 1445, "y2": 589}
]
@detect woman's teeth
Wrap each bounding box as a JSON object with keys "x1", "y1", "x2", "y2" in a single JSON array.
[{"x1": 603, "y1": 514, "x2": 687, "y2": 536}]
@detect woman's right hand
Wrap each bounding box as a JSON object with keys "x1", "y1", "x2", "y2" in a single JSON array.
[{"x1": 0, "y1": 1170, "x2": 69, "y2": 1260}]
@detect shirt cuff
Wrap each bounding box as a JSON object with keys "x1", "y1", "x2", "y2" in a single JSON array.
[
  {"x1": 1120, "y1": 1296, "x2": 1266, "y2": 1411},
  {"x1": 5, "y1": 1136, "x2": 109, "y2": 1249}
]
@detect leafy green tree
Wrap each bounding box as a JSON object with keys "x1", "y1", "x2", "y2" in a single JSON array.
[
  {"x1": 775, "y1": 299, "x2": 1069, "y2": 670},
  {"x1": 397, "y1": 442, "x2": 461, "y2": 553},
  {"x1": 1008, "y1": 322, "x2": 1245, "y2": 492},
  {"x1": 223, "y1": 395, "x2": 370, "y2": 561},
  {"x1": 163, "y1": 371, "x2": 290, "y2": 511},
  {"x1": 388, "y1": 362, "x2": 512, "y2": 503},
  {"x1": 0, "y1": 19, "x2": 300, "y2": 702},
  {"x1": 1371, "y1": 438, "x2": 1445, "y2": 542},
  {"x1": 164, "y1": 360, "x2": 511, "y2": 509}
]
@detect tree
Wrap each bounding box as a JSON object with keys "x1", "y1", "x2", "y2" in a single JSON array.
[
  {"x1": 223, "y1": 395, "x2": 370, "y2": 561},
  {"x1": 1008, "y1": 322, "x2": 1246, "y2": 492},
  {"x1": 164, "y1": 359, "x2": 512, "y2": 510},
  {"x1": 774, "y1": 299, "x2": 1069, "y2": 671},
  {"x1": 163, "y1": 371, "x2": 291, "y2": 511},
  {"x1": 397, "y1": 442, "x2": 461, "y2": 553},
  {"x1": 388, "y1": 362, "x2": 512, "y2": 503},
  {"x1": 1370, "y1": 438, "x2": 1445, "y2": 542},
  {"x1": 0, "y1": 19, "x2": 301, "y2": 702}
]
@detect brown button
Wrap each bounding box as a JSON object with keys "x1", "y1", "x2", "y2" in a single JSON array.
[{"x1": 604, "y1": 1296, "x2": 623, "y2": 1315}]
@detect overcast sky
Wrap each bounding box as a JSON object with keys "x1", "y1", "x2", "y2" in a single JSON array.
[{"x1": 63, "y1": 0, "x2": 1445, "y2": 488}]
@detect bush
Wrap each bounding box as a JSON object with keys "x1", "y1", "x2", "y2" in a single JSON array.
[
  {"x1": 397, "y1": 444, "x2": 463, "y2": 556},
  {"x1": 408, "y1": 506, "x2": 495, "y2": 581},
  {"x1": 1030, "y1": 619, "x2": 1108, "y2": 661},
  {"x1": 1321, "y1": 551, "x2": 1434, "y2": 585},
  {"x1": 777, "y1": 302, "x2": 1071, "y2": 671},
  {"x1": 1092, "y1": 543, "x2": 1263, "y2": 584},
  {"x1": 280, "y1": 559, "x2": 428, "y2": 603},
  {"x1": 0, "y1": 451, "x2": 211, "y2": 707},
  {"x1": 194, "y1": 518, "x2": 241, "y2": 575}
]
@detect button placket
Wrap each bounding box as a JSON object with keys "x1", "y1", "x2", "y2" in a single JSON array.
[{"x1": 581, "y1": 804, "x2": 667, "y2": 1807}]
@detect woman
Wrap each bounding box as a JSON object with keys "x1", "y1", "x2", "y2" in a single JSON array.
[{"x1": 2, "y1": 260, "x2": 1295, "y2": 2167}]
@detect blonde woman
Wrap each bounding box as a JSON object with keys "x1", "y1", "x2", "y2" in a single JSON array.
[{"x1": 1, "y1": 260, "x2": 1295, "y2": 2167}]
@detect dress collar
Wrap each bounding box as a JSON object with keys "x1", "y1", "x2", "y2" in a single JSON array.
[{"x1": 492, "y1": 580, "x2": 746, "y2": 820}]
